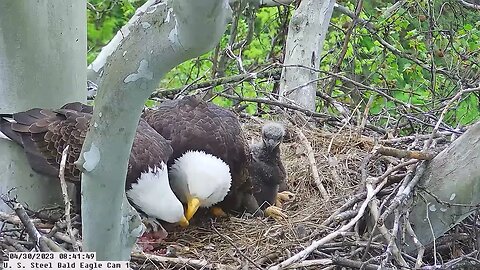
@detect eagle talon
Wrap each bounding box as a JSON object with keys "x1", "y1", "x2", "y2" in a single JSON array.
[
  {"x1": 265, "y1": 205, "x2": 288, "y2": 221},
  {"x1": 275, "y1": 191, "x2": 296, "y2": 207},
  {"x1": 211, "y1": 206, "x2": 228, "y2": 217}
]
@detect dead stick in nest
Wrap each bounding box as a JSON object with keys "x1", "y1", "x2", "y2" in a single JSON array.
[
  {"x1": 405, "y1": 218, "x2": 424, "y2": 268},
  {"x1": 12, "y1": 203, "x2": 49, "y2": 251},
  {"x1": 378, "y1": 161, "x2": 427, "y2": 225},
  {"x1": 0, "y1": 211, "x2": 41, "y2": 225},
  {"x1": 59, "y1": 145, "x2": 79, "y2": 252},
  {"x1": 367, "y1": 186, "x2": 409, "y2": 267},
  {"x1": 4, "y1": 237, "x2": 29, "y2": 252},
  {"x1": 131, "y1": 253, "x2": 236, "y2": 270},
  {"x1": 374, "y1": 145, "x2": 435, "y2": 160},
  {"x1": 296, "y1": 128, "x2": 329, "y2": 199},
  {"x1": 11, "y1": 203, "x2": 65, "y2": 252},
  {"x1": 425, "y1": 85, "x2": 480, "y2": 149},
  {"x1": 332, "y1": 256, "x2": 394, "y2": 270},
  {"x1": 268, "y1": 176, "x2": 390, "y2": 270},
  {"x1": 358, "y1": 94, "x2": 375, "y2": 133},
  {"x1": 286, "y1": 258, "x2": 332, "y2": 269},
  {"x1": 211, "y1": 221, "x2": 263, "y2": 270}
]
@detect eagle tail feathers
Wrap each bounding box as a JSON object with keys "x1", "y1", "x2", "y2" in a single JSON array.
[{"x1": 0, "y1": 117, "x2": 23, "y2": 145}]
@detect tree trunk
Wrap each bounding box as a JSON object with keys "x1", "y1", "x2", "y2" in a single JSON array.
[
  {"x1": 0, "y1": 1, "x2": 86, "y2": 213},
  {"x1": 81, "y1": 0, "x2": 231, "y2": 260},
  {"x1": 278, "y1": 0, "x2": 335, "y2": 111},
  {"x1": 406, "y1": 121, "x2": 480, "y2": 252}
]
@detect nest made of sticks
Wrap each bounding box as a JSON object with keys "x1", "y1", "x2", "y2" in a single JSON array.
[{"x1": 1, "y1": 117, "x2": 477, "y2": 270}]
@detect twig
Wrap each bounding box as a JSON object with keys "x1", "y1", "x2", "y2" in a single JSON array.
[
  {"x1": 52, "y1": 232, "x2": 83, "y2": 248},
  {"x1": 405, "y1": 219, "x2": 424, "y2": 268},
  {"x1": 285, "y1": 259, "x2": 332, "y2": 269},
  {"x1": 268, "y1": 176, "x2": 390, "y2": 270},
  {"x1": 378, "y1": 161, "x2": 428, "y2": 224},
  {"x1": 332, "y1": 255, "x2": 394, "y2": 270},
  {"x1": 321, "y1": 188, "x2": 393, "y2": 227},
  {"x1": 380, "y1": 209, "x2": 402, "y2": 268},
  {"x1": 12, "y1": 203, "x2": 50, "y2": 252},
  {"x1": 458, "y1": 0, "x2": 480, "y2": 10},
  {"x1": 296, "y1": 128, "x2": 329, "y2": 199},
  {"x1": 152, "y1": 68, "x2": 282, "y2": 97},
  {"x1": 211, "y1": 221, "x2": 263, "y2": 270},
  {"x1": 59, "y1": 145, "x2": 79, "y2": 251},
  {"x1": 4, "y1": 237, "x2": 29, "y2": 252},
  {"x1": 374, "y1": 145, "x2": 436, "y2": 160},
  {"x1": 131, "y1": 252, "x2": 236, "y2": 270},
  {"x1": 217, "y1": 92, "x2": 337, "y2": 120},
  {"x1": 359, "y1": 94, "x2": 375, "y2": 133},
  {"x1": 380, "y1": 132, "x2": 454, "y2": 144},
  {"x1": 368, "y1": 199, "x2": 408, "y2": 267},
  {"x1": 0, "y1": 211, "x2": 41, "y2": 225},
  {"x1": 43, "y1": 237, "x2": 66, "y2": 252},
  {"x1": 424, "y1": 85, "x2": 480, "y2": 149},
  {"x1": 372, "y1": 159, "x2": 418, "y2": 185}
]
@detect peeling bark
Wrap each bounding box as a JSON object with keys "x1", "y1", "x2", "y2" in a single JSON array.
[{"x1": 81, "y1": 0, "x2": 231, "y2": 260}]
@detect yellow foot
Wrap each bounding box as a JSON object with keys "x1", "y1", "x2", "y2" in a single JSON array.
[
  {"x1": 211, "y1": 206, "x2": 228, "y2": 217},
  {"x1": 265, "y1": 205, "x2": 288, "y2": 221},
  {"x1": 275, "y1": 191, "x2": 296, "y2": 207}
]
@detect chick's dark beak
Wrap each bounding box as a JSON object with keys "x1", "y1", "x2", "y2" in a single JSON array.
[{"x1": 265, "y1": 138, "x2": 279, "y2": 152}]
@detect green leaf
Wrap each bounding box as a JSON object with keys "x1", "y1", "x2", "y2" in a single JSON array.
[{"x1": 464, "y1": 24, "x2": 473, "y2": 31}]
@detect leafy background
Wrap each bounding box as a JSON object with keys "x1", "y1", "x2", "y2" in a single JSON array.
[{"x1": 87, "y1": 0, "x2": 480, "y2": 132}]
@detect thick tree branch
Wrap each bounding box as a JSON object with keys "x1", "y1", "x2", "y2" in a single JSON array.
[{"x1": 81, "y1": 0, "x2": 232, "y2": 260}]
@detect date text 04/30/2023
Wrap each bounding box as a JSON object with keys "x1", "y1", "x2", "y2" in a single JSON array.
[{"x1": 4, "y1": 252, "x2": 130, "y2": 270}]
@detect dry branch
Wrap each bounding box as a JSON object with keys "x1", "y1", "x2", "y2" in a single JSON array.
[
  {"x1": 152, "y1": 68, "x2": 282, "y2": 97},
  {"x1": 268, "y1": 176, "x2": 390, "y2": 269},
  {"x1": 0, "y1": 211, "x2": 41, "y2": 225},
  {"x1": 59, "y1": 145, "x2": 79, "y2": 252},
  {"x1": 296, "y1": 128, "x2": 329, "y2": 199},
  {"x1": 374, "y1": 145, "x2": 436, "y2": 160}
]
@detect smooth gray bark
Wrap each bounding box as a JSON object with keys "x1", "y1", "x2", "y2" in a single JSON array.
[
  {"x1": 406, "y1": 121, "x2": 480, "y2": 252},
  {"x1": 278, "y1": 0, "x2": 335, "y2": 111},
  {"x1": 0, "y1": 1, "x2": 86, "y2": 213},
  {"x1": 82, "y1": 0, "x2": 231, "y2": 260}
]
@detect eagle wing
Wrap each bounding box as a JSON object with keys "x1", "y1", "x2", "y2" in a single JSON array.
[
  {"x1": 126, "y1": 119, "x2": 173, "y2": 189},
  {"x1": 1, "y1": 103, "x2": 173, "y2": 189},
  {"x1": 0, "y1": 107, "x2": 90, "y2": 182}
]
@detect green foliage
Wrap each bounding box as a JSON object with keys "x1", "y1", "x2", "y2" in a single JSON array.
[
  {"x1": 322, "y1": 0, "x2": 480, "y2": 129},
  {"x1": 87, "y1": 0, "x2": 479, "y2": 130},
  {"x1": 87, "y1": 0, "x2": 146, "y2": 64}
]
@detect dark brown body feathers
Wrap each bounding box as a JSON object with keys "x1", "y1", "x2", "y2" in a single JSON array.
[{"x1": 142, "y1": 96, "x2": 258, "y2": 213}]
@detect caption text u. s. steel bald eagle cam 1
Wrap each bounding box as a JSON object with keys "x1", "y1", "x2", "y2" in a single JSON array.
[{"x1": 3, "y1": 252, "x2": 130, "y2": 270}]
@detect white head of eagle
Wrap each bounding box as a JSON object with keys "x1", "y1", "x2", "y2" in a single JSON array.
[
  {"x1": 169, "y1": 150, "x2": 232, "y2": 221},
  {"x1": 126, "y1": 162, "x2": 186, "y2": 224}
]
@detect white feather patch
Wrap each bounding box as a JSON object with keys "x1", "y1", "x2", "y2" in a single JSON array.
[
  {"x1": 127, "y1": 163, "x2": 184, "y2": 223},
  {"x1": 169, "y1": 150, "x2": 232, "y2": 208}
]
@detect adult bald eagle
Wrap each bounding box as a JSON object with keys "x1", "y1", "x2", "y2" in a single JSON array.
[
  {"x1": 0, "y1": 102, "x2": 188, "y2": 229},
  {"x1": 142, "y1": 96, "x2": 259, "y2": 222},
  {"x1": 250, "y1": 122, "x2": 295, "y2": 220}
]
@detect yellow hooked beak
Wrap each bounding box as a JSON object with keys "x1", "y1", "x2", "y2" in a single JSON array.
[
  {"x1": 179, "y1": 215, "x2": 189, "y2": 228},
  {"x1": 185, "y1": 197, "x2": 201, "y2": 221}
]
